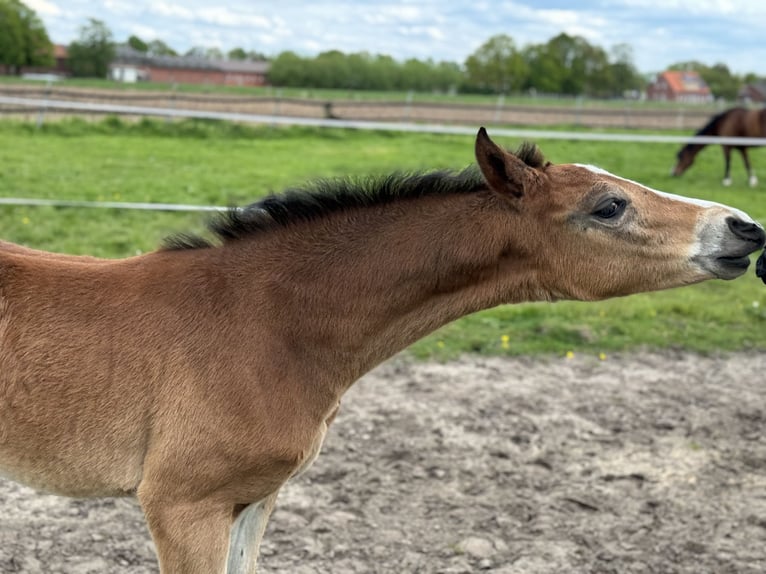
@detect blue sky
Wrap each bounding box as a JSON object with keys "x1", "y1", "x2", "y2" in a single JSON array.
[{"x1": 25, "y1": 0, "x2": 766, "y2": 75}]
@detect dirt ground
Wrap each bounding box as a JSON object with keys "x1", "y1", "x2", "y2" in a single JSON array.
[
  {"x1": 0, "y1": 84, "x2": 715, "y2": 131},
  {"x1": 1, "y1": 351, "x2": 765, "y2": 574}
]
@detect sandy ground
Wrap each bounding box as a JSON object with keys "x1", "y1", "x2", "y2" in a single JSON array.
[
  {"x1": 1, "y1": 351, "x2": 765, "y2": 573},
  {"x1": 0, "y1": 84, "x2": 715, "y2": 131}
]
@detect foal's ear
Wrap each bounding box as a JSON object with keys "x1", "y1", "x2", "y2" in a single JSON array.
[{"x1": 475, "y1": 127, "x2": 534, "y2": 199}]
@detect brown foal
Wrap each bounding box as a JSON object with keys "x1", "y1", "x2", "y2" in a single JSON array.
[{"x1": 1, "y1": 129, "x2": 764, "y2": 573}]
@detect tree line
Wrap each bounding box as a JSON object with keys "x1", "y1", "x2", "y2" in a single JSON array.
[
  {"x1": 1, "y1": 0, "x2": 763, "y2": 101},
  {"x1": 0, "y1": 0, "x2": 53, "y2": 73}
]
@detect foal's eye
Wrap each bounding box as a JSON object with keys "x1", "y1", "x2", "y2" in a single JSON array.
[{"x1": 592, "y1": 198, "x2": 626, "y2": 220}]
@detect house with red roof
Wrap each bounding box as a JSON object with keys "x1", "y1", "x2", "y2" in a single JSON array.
[{"x1": 647, "y1": 70, "x2": 713, "y2": 103}]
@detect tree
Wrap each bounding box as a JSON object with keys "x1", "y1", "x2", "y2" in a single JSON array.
[
  {"x1": 185, "y1": 46, "x2": 207, "y2": 59},
  {"x1": 401, "y1": 58, "x2": 433, "y2": 91},
  {"x1": 700, "y1": 63, "x2": 739, "y2": 101},
  {"x1": 433, "y1": 61, "x2": 462, "y2": 92},
  {"x1": 68, "y1": 18, "x2": 115, "y2": 78},
  {"x1": 127, "y1": 35, "x2": 148, "y2": 53},
  {"x1": 247, "y1": 50, "x2": 268, "y2": 62},
  {"x1": 522, "y1": 33, "x2": 636, "y2": 98},
  {"x1": 147, "y1": 39, "x2": 177, "y2": 57},
  {"x1": 228, "y1": 47, "x2": 248, "y2": 61},
  {"x1": 227, "y1": 47, "x2": 269, "y2": 62},
  {"x1": 313, "y1": 50, "x2": 351, "y2": 88},
  {"x1": 267, "y1": 51, "x2": 307, "y2": 86},
  {"x1": 522, "y1": 44, "x2": 562, "y2": 94},
  {"x1": 539, "y1": 33, "x2": 604, "y2": 95},
  {"x1": 181, "y1": 46, "x2": 221, "y2": 60},
  {"x1": 608, "y1": 43, "x2": 644, "y2": 96},
  {"x1": 205, "y1": 47, "x2": 223, "y2": 60},
  {"x1": 464, "y1": 34, "x2": 527, "y2": 93},
  {"x1": 0, "y1": 0, "x2": 53, "y2": 74}
]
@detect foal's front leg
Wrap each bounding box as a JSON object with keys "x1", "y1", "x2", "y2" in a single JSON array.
[{"x1": 139, "y1": 487, "x2": 233, "y2": 574}]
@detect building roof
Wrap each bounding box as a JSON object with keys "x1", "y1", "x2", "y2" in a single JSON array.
[
  {"x1": 657, "y1": 70, "x2": 710, "y2": 95},
  {"x1": 113, "y1": 46, "x2": 270, "y2": 74},
  {"x1": 54, "y1": 44, "x2": 68, "y2": 59}
]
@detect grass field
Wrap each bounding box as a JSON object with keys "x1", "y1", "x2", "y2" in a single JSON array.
[{"x1": 1, "y1": 117, "x2": 764, "y2": 358}]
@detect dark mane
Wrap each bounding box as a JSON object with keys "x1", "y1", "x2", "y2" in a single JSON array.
[
  {"x1": 515, "y1": 141, "x2": 547, "y2": 169},
  {"x1": 695, "y1": 108, "x2": 736, "y2": 137},
  {"x1": 677, "y1": 109, "x2": 736, "y2": 159},
  {"x1": 163, "y1": 142, "x2": 544, "y2": 250}
]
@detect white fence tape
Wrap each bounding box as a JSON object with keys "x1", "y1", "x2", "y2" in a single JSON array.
[
  {"x1": 0, "y1": 197, "x2": 226, "y2": 212},
  {"x1": 4, "y1": 95, "x2": 766, "y2": 146}
]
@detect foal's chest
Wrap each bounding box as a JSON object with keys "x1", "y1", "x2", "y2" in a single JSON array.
[{"x1": 291, "y1": 404, "x2": 340, "y2": 479}]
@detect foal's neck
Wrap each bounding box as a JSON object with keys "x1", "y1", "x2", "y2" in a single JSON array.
[{"x1": 231, "y1": 192, "x2": 536, "y2": 397}]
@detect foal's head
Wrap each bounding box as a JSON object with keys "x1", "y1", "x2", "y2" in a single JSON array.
[{"x1": 475, "y1": 128, "x2": 765, "y2": 301}]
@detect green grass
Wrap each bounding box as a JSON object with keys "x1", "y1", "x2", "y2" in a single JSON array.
[{"x1": 1, "y1": 117, "x2": 765, "y2": 359}]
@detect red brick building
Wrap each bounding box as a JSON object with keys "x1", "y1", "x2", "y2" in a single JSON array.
[{"x1": 110, "y1": 47, "x2": 270, "y2": 87}]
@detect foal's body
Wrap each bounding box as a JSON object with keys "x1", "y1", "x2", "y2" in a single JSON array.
[{"x1": 1, "y1": 129, "x2": 764, "y2": 573}]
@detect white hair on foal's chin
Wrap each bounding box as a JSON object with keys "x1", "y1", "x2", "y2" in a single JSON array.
[{"x1": 574, "y1": 164, "x2": 755, "y2": 224}]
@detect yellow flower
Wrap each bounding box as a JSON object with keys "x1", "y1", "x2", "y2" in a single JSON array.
[
  {"x1": 21, "y1": 216, "x2": 30, "y2": 225},
  {"x1": 565, "y1": 350, "x2": 575, "y2": 360},
  {"x1": 437, "y1": 341, "x2": 445, "y2": 349},
  {"x1": 500, "y1": 334, "x2": 510, "y2": 349},
  {"x1": 599, "y1": 352, "x2": 607, "y2": 361}
]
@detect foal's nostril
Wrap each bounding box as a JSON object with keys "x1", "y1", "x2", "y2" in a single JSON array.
[{"x1": 726, "y1": 216, "x2": 766, "y2": 246}]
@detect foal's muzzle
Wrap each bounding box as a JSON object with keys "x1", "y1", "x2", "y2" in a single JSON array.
[
  {"x1": 727, "y1": 216, "x2": 766, "y2": 245},
  {"x1": 700, "y1": 216, "x2": 766, "y2": 280}
]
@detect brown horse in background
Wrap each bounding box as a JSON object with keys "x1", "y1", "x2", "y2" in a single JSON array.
[
  {"x1": 672, "y1": 107, "x2": 766, "y2": 187},
  {"x1": 1, "y1": 129, "x2": 764, "y2": 573}
]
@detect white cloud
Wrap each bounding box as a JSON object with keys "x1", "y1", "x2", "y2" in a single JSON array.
[
  {"x1": 196, "y1": 8, "x2": 272, "y2": 29},
  {"x1": 102, "y1": 0, "x2": 137, "y2": 15},
  {"x1": 128, "y1": 24, "x2": 161, "y2": 41},
  {"x1": 24, "y1": 0, "x2": 61, "y2": 16},
  {"x1": 150, "y1": 2, "x2": 195, "y2": 20},
  {"x1": 396, "y1": 26, "x2": 445, "y2": 41},
  {"x1": 613, "y1": 0, "x2": 746, "y2": 15}
]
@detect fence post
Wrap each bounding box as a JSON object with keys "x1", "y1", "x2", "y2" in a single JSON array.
[
  {"x1": 493, "y1": 94, "x2": 505, "y2": 123},
  {"x1": 272, "y1": 88, "x2": 282, "y2": 127},
  {"x1": 36, "y1": 80, "x2": 51, "y2": 129},
  {"x1": 404, "y1": 90, "x2": 413, "y2": 121},
  {"x1": 575, "y1": 96, "x2": 583, "y2": 127},
  {"x1": 166, "y1": 83, "x2": 178, "y2": 123}
]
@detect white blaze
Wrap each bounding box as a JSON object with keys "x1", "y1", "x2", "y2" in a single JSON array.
[{"x1": 575, "y1": 164, "x2": 757, "y2": 225}]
